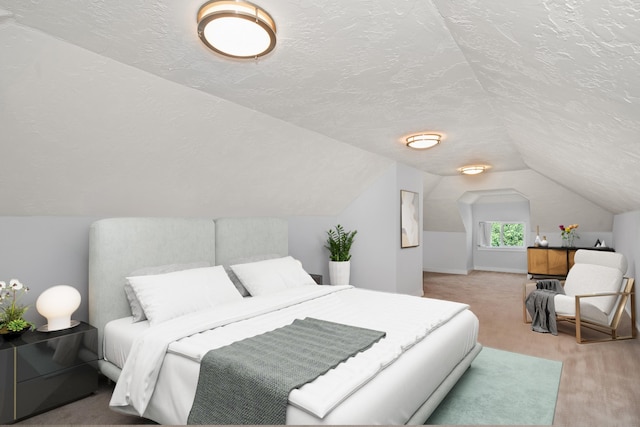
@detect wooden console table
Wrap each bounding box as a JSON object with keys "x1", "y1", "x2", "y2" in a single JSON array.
[{"x1": 527, "y1": 246, "x2": 615, "y2": 278}]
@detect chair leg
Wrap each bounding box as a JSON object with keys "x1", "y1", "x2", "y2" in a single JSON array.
[
  {"x1": 631, "y1": 291, "x2": 637, "y2": 339},
  {"x1": 575, "y1": 297, "x2": 582, "y2": 343},
  {"x1": 523, "y1": 281, "x2": 535, "y2": 324},
  {"x1": 575, "y1": 321, "x2": 582, "y2": 343},
  {"x1": 522, "y1": 282, "x2": 527, "y2": 323}
]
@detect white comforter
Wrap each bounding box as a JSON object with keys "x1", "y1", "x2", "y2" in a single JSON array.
[{"x1": 110, "y1": 285, "x2": 469, "y2": 419}]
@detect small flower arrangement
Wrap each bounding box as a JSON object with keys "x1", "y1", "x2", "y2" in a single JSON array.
[
  {"x1": 559, "y1": 224, "x2": 579, "y2": 247},
  {"x1": 0, "y1": 279, "x2": 34, "y2": 334}
]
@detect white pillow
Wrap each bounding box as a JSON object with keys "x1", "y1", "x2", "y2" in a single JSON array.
[
  {"x1": 125, "y1": 261, "x2": 210, "y2": 322},
  {"x1": 126, "y1": 266, "x2": 242, "y2": 325},
  {"x1": 223, "y1": 254, "x2": 282, "y2": 297},
  {"x1": 230, "y1": 256, "x2": 317, "y2": 297}
]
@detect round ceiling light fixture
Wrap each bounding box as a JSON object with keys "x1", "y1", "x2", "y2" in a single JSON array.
[
  {"x1": 405, "y1": 133, "x2": 441, "y2": 150},
  {"x1": 459, "y1": 165, "x2": 490, "y2": 175},
  {"x1": 197, "y1": 1, "x2": 276, "y2": 59}
]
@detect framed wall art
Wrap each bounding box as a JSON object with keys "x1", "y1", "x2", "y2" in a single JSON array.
[{"x1": 400, "y1": 190, "x2": 420, "y2": 248}]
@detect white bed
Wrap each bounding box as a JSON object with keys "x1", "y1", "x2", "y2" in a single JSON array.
[{"x1": 88, "y1": 217, "x2": 481, "y2": 425}]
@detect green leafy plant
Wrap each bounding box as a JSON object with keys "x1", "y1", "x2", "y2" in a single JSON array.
[
  {"x1": 325, "y1": 225, "x2": 357, "y2": 262},
  {"x1": 6, "y1": 318, "x2": 30, "y2": 332},
  {"x1": 0, "y1": 279, "x2": 34, "y2": 333}
]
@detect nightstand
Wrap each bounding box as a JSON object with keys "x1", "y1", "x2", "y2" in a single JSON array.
[
  {"x1": 310, "y1": 274, "x2": 323, "y2": 285},
  {"x1": 0, "y1": 322, "x2": 98, "y2": 424}
]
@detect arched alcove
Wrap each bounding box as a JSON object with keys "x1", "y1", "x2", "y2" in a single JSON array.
[{"x1": 458, "y1": 189, "x2": 531, "y2": 273}]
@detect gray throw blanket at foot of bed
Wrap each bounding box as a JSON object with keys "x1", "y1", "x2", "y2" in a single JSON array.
[
  {"x1": 187, "y1": 317, "x2": 386, "y2": 425},
  {"x1": 525, "y1": 279, "x2": 566, "y2": 335}
]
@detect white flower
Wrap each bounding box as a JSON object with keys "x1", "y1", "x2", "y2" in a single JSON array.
[
  {"x1": 9, "y1": 279, "x2": 23, "y2": 290},
  {"x1": 0, "y1": 281, "x2": 6, "y2": 290}
]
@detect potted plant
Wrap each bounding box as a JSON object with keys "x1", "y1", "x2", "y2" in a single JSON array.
[
  {"x1": 325, "y1": 224, "x2": 357, "y2": 286},
  {"x1": 0, "y1": 279, "x2": 34, "y2": 339}
]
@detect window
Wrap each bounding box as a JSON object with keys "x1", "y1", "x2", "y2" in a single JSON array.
[{"x1": 478, "y1": 221, "x2": 525, "y2": 248}]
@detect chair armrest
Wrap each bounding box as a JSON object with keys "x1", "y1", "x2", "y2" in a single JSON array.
[
  {"x1": 574, "y1": 290, "x2": 632, "y2": 299},
  {"x1": 523, "y1": 281, "x2": 537, "y2": 296}
]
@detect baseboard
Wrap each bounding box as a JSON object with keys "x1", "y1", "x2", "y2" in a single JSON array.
[
  {"x1": 473, "y1": 267, "x2": 528, "y2": 274},
  {"x1": 630, "y1": 308, "x2": 640, "y2": 332},
  {"x1": 423, "y1": 268, "x2": 471, "y2": 275}
]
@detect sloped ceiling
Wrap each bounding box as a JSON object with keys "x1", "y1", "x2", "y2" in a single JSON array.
[
  {"x1": 0, "y1": 0, "x2": 639, "y2": 217},
  {"x1": 0, "y1": 22, "x2": 391, "y2": 217}
]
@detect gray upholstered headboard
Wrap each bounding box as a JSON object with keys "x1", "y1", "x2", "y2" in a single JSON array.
[
  {"x1": 88, "y1": 216, "x2": 288, "y2": 373},
  {"x1": 215, "y1": 217, "x2": 288, "y2": 266}
]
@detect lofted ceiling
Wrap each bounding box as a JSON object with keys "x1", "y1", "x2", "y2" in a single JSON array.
[{"x1": 1, "y1": 0, "x2": 639, "y2": 215}]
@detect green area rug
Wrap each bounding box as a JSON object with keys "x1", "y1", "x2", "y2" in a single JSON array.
[{"x1": 426, "y1": 347, "x2": 562, "y2": 425}]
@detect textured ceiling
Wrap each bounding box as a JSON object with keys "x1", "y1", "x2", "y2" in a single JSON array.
[{"x1": 0, "y1": 0, "x2": 639, "y2": 214}]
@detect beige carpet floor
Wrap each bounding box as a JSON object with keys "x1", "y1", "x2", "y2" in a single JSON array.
[
  {"x1": 423, "y1": 270, "x2": 640, "y2": 427},
  {"x1": 17, "y1": 270, "x2": 640, "y2": 425}
]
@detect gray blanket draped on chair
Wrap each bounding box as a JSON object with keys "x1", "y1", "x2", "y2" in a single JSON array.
[
  {"x1": 525, "y1": 279, "x2": 565, "y2": 335},
  {"x1": 187, "y1": 317, "x2": 386, "y2": 425}
]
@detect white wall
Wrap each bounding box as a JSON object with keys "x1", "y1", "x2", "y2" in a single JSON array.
[
  {"x1": 423, "y1": 231, "x2": 468, "y2": 274},
  {"x1": 338, "y1": 166, "x2": 397, "y2": 292},
  {"x1": 0, "y1": 216, "x2": 99, "y2": 326},
  {"x1": 424, "y1": 230, "x2": 616, "y2": 276},
  {"x1": 424, "y1": 174, "x2": 617, "y2": 275},
  {"x1": 458, "y1": 201, "x2": 474, "y2": 272},
  {"x1": 424, "y1": 170, "x2": 614, "y2": 233},
  {"x1": 471, "y1": 200, "x2": 530, "y2": 273},
  {"x1": 612, "y1": 211, "x2": 640, "y2": 329},
  {"x1": 287, "y1": 216, "x2": 336, "y2": 283},
  {"x1": 290, "y1": 163, "x2": 424, "y2": 295},
  {"x1": 394, "y1": 165, "x2": 424, "y2": 296}
]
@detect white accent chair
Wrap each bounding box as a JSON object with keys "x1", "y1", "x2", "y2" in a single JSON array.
[{"x1": 554, "y1": 250, "x2": 636, "y2": 343}]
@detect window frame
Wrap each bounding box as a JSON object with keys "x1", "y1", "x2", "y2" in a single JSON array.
[{"x1": 477, "y1": 221, "x2": 526, "y2": 251}]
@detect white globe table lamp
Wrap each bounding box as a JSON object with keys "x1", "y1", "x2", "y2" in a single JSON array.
[{"x1": 36, "y1": 285, "x2": 81, "y2": 331}]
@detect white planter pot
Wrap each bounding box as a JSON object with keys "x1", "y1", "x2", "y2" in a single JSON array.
[{"x1": 329, "y1": 260, "x2": 351, "y2": 286}]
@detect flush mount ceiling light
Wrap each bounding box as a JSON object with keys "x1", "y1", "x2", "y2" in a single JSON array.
[
  {"x1": 197, "y1": 0, "x2": 276, "y2": 59},
  {"x1": 405, "y1": 133, "x2": 441, "y2": 149},
  {"x1": 459, "y1": 165, "x2": 490, "y2": 175}
]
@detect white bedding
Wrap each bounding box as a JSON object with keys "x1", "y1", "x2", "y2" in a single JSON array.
[
  {"x1": 103, "y1": 317, "x2": 149, "y2": 370},
  {"x1": 108, "y1": 285, "x2": 478, "y2": 424}
]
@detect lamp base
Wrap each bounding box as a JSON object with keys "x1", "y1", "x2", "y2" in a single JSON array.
[{"x1": 37, "y1": 319, "x2": 80, "y2": 332}]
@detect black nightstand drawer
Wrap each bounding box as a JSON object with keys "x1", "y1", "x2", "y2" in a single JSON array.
[
  {"x1": 0, "y1": 345, "x2": 14, "y2": 424},
  {"x1": 16, "y1": 361, "x2": 98, "y2": 420},
  {"x1": 0, "y1": 322, "x2": 99, "y2": 423},
  {"x1": 16, "y1": 332, "x2": 97, "y2": 382}
]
